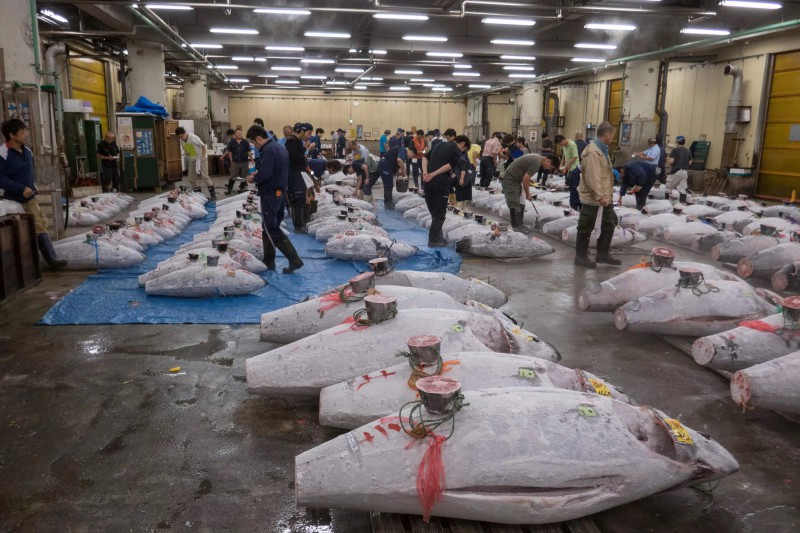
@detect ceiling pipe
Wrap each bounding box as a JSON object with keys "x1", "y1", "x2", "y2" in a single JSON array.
[
  {"x1": 456, "y1": 18, "x2": 800, "y2": 98},
  {"x1": 457, "y1": 1, "x2": 715, "y2": 17},
  {"x1": 41, "y1": 30, "x2": 136, "y2": 37}
]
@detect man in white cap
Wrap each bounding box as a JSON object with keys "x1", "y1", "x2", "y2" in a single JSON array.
[{"x1": 666, "y1": 135, "x2": 692, "y2": 204}]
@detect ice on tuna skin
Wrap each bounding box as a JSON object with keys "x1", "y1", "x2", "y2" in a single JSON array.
[
  {"x1": 260, "y1": 285, "x2": 468, "y2": 343},
  {"x1": 577, "y1": 261, "x2": 742, "y2": 312},
  {"x1": 296, "y1": 388, "x2": 739, "y2": 525},
  {"x1": 613, "y1": 280, "x2": 780, "y2": 337},
  {"x1": 737, "y1": 242, "x2": 800, "y2": 279},
  {"x1": 325, "y1": 233, "x2": 418, "y2": 262},
  {"x1": 246, "y1": 308, "x2": 559, "y2": 397},
  {"x1": 562, "y1": 225, "x2": 647, "y2": 248},
  {"x1": 542, "y1": 216, "x2": 578, "y2": 237},
  {"x1": 373, "y1": 271, "x2": 508, "y2": 308},
  {"x1": 710, "y1": 235, "x2": 781, "y2": 263},
  {"x1": 456, "y1": 231, "x2": 555, "y2": 258},
  {"x1": 731, "y1": 351, "x2": 800, "y2": 416},
  {"x1": 662, "y1": 221, "x2": 717, "y2": 248},
  {"x1": 634, "y1": 213, "x2": 686, "y2": 238},
  {"x1": 144, "y1": 264, "x2": 266, "y2": 297},
  {"x1": 54, "y1": 239, "x2": 147, "y2": 270},
  {"x1": 319, "y1": 351, "x2": 631, "y2": 429}
]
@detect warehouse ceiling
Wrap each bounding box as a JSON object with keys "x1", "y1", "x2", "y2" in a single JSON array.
[{"x1": 37, "y1": 0, "x2": 800, "y2": 95}]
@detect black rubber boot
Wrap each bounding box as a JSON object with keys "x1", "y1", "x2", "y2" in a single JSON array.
[
  {"x1": 428, "y1": 218, "x2": 447, "y2": 247},
  {"x1": 37, "y1": 233, "x2": 67, "y2": 269},
  {"x1": 208, "y1": 185, "x2": 217, "y2": 202},
  {"x1": 261, "y1": 232, "x2": 276, "y2": 271},
  {"x1": 291, "y1": 204, "x2": 306, "y2": 233},
  {"x1": 595, "y1": 230, "x2": 622, "y2": 266},
  {"x1": 574, "y1": 233, "x2": 596, "y2": 269},
  {"x1": 384, "y1": 187, "x2": 395, "y2": 210},
  {"x1": 679, "y1": 193, "x2": 687, "y2": 204},
  {"x1": 275, "y1": 237, "x2": 304, "y2": 273},
  {"x1": 303, "y1": 203, "x2": 312, "y2": 224},
  {"x1": 510, "y1": 206, "x2": 524, "y2": 230},
  {"x1": 226, "y1": 178, "x2": 235, "y2": 195}
]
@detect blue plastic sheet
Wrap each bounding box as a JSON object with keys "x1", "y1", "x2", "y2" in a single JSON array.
[
  {"x1": 123, "y1": 96, "x2": 170, "y2": 118},
  {"x1": 40, "y1": 201, "x2": 462, "y2": 325}
]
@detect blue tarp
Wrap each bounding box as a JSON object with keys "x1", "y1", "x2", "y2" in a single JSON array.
[
  {"x1": 39, "y1": 201, "x2": 462, "y2": 325},
  {"x1": 123, "y1": 96, "x2": 170, "y2": 118}
]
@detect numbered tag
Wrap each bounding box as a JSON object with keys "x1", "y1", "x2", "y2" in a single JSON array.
[
  {"x1": 510, "y1": 326, "x2": 523, "y2": 335},
  {"x1": 587, "y1": 378, "x2": 612, "y2": 397},
  {"x1": 451, "y1": 324, "x2": 464, "y2": 333},
  {"x1": 578, "y1": 406, "x2": 597, "y2": 417},
  {"x1": 518, "y1": 367, "x2": 536, "y2": 379},
  {"x1": 346, "y1": 432, "x2": 359, "y2": 453},
  {"x1": 227, "y1": 270, "x2": 236, "y2": 277},
  {"x1": 664, "y1": 418, "x2": 694, "y2": 445}
]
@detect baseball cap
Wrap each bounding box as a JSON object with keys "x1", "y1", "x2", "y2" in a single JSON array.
[
  {"x1": 396, "y1": 128, "x2": 404, "y2": 133},
  {"x1": 384, "y1": 129, "x2": 391, "y2": 134},
  {"x1": 676, "y1": 135, "x2": 686, "y2": 143}
]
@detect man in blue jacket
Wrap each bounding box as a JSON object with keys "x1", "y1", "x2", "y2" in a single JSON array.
[
  {"x1": 0, "y1": 119, "x2": 65, "y2": 268},
  {"x1": 618, "y1": 159, "x2": 658, "y2": 211},
  {"x1": 246, "y1": 124, "x2": 303, "y2": 274}
]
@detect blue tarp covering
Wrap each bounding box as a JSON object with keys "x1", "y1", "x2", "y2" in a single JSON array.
[
  {"x1": 40, "y1": 202, "x2": 462, "y2": 325},
  {"x1": 123, "y1": 96, "x2": 170, "y2": 118}
]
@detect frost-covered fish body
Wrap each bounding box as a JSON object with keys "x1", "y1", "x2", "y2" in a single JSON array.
[
  {"x1": 662, "y1": 221, "x2": 717, "y2": 248},
  {"x1": 296, "y1": 388, "x2": 739, "y2": 524},
  {"x1": 319, "y1": 352, "x2": 631, "y2": 429},
  {"x1": 731, "y1": 351, "x2": 800, "y2": 415},
  {"x1": 144, "y1": 265, "x2": 266, "y2": 297},
  {"x1": 325, "y1": 233, "x2": 418, "y2": 262},
  {"x1": 374, "y1": 271, "x2": 507, "y2": 307},
  {"x1": 711, "y1": 235, "x2": 781, "y2": 263},
  {"x1": 456, "y1": 231, "x2": 554, "y2": 258},
  {"x1": 54, "y1": 239, "x2": 146, "y2": 270},
  {"x1": 737, "y1": 242, "x2": 800, "y2": 279}
]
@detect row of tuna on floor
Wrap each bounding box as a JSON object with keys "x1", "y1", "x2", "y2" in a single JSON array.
[{"x1": 239, "y1": 268, "x2": 741, "y2": 525}]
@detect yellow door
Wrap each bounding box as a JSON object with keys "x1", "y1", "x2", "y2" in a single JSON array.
[
  {"x1": 758, "y1": 50, "x2": 800, "y2": 198},
  {"x1": 606, "y1": 78, "x2": 623, "y2": 158},
  {"x1": 488, "y1": 102, "x2": 513, "y2": 135},
  {"x1": 69, "y1": 56, "x2": 109, "y2": 133}
]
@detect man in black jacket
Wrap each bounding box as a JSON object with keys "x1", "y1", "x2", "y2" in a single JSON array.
[
  {"x1": 284, "y1": 122, "x2": 314, "y2": 232},
  {"x1": 422, "y1": 128, "x2": 461, "y2": 247}
]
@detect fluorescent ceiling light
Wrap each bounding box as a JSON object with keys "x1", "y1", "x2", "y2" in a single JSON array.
[
  {"x1": 571, "y1": 57, "x2": 605, "y2": 63},
  {"x1": 719, "y1": 0, "x2": 781, "y2": 8},
  {"x1": 681, "y1": 27, "x2": 731, "y2": 35},
  {"x1": 39, "y1": 9, "x2": 68, "y2": 23},
  {"x1": 410, "y1": 78, "x2": 435, "y2": 82},
  {"x1": 232, "y1": 56, "x2": 266, "y2": 62},
  {"x1": 191, "y1": 43, "x2": 223, "y2": 49},
  {"x1": 354, "y1": 85, "x2": 368, "y2": 90},
  {"x1": 301, "y1": 75, "x2": 328, "y2": 80},
  {"x1": 301, "y1": 58, "x2": 335, "y2": 64},
  {"x1": 395, "y1": 69, "x2": 423, "y2": 75},
  {"x1": 390, "y1": 86, "x2": 412, "y2": 91},
  {"x1": 214, "y1": 65, "x2": 239, "y2": 70},
  {"x1": 403, "y1": 35, "x2": 448, "y2": 42},
  {"x1": 575, "y1": 42, "x2": 617, "y2": 50},
  {"x1": 304, "y1": 31, "x2": 351, "y2": 39},
  {"x1": 326, "y1": 81, "x2": 348, "y2": 85},
  {"x1": 349, "y1": 49, "x2": 357, "y2": 53},
  {"x1": 500, "y1": 55, "x2": 536, "y2": 60},
  {"x1": 361, "y1": 82, "x2": 384, "y2": 86},
  {"x1": 433, "y1": 87, "x2": 453, "y2": 92},
  {"x1": 452, "y1": 64, "x2": 472, "y2": 70},
  {"x1": 469, "y1": 84, "x2": 491, "y2": 89},
  {"x1": 509, "y1": 73, "x2": 538, "y2": 78},
  {"x1": 453, "y1": 72, "x2": 480, "y2": 77},
  {"x1": 146, "y1": 4, "x2": 193, "y2": 10},
  {"x1": 503, "y1": 65, "x2": 535, "y2": 71},
  {"x1": 427, "y1": 52, "x2": 464, "y2": 58},
  {"x1": 482, "y1": 17, "x2": 535, "y2": 26},
  {"x1": 210, "y1": 28, "x2": 259, "y2": 35},
  {"x1": 259, "y1": 74, "x2": 279, "y2": 78},
  {"x1": 253, "y1": 8, "x2": 312, "y2": 15},
  {"x1": 371, "y1": 50, "x2": 388, "y2": 55},
  {"x1": 374, "y1": 13, "x2": 429, "y2": 21},
  {"x1": 275, "y1": 80, "x2": 300, "y2": 85},
  {"x1": 423, "y1": 83, "x2": 446, "y2": 87},
  {"x1": 361, "y1": 77, "x2": 384, "y2": 81},
  {"x1": 585, "y1": 23, "x2": 636, "y2": 31},
  {"x1": 266, "y1": 45, "x2": 305, "y2": 52},
  {"x1": 335, "y1": 68, "x2": 365, "y2": 73},
  {"x1": 228, "y1": 78, "x2": 250, "y2": 83},
  {"x1": 271, "y1": 66, "x2": 301, "y2": 71},
  {"x1": 491, "y1": 39, "x2": 535, "y2": 46}
]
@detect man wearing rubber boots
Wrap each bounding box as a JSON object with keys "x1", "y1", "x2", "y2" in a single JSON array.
[
  {"x1": 285, "y1": 122, "x2": 314, "y2": 233},
  {"x1": 499, "y1": 153, "x2": 559, "y2": 230},
  {"x1": 246, "y1": 124, "x2": 304, "y2": 274},
  {"x1": 176, "y1": 127, "x2": 216, "y2": 201},
  {"x1": 575, "y1": 121, "x2": 619, "y2": 269},
  {"x1": 422, "y1": 128, "x2": 461, "y2": 247}
]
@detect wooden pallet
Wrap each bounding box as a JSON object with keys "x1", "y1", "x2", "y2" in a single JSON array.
[{"x1": 371, "y1": 513, "x2": 601, "y2": 533}]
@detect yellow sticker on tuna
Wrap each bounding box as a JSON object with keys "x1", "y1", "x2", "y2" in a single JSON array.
[
  {"x1": 664, "y1": 418, "x2": 694, "y2": 445},
  {"x1": 587, "y1": 378, "x2": 611, "y2": 397},
  {"x1": 510, "y1": 327, "x2": 522, "y2": 335}
]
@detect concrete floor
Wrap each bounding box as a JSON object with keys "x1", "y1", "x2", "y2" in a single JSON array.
[{"x1": 1, "y1": 185, "x2": 799, "y2": 532}]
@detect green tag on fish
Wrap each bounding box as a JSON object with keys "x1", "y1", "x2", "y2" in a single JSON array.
[
  {"x1": 518, "y1": 367, "x2": 536, "y2": 379},
  {"x1": 451, "y1": 324, "x2": 464, "y2": 333},
  {"x1": 578, "y1": 406, "x2": 597, "y2": 417}
]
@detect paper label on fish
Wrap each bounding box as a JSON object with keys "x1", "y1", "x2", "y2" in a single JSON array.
[
  {"x1": 664, "y1": 418, "x2": 694, "y2": 445},
  {"x1": 451, "y1": 324, "x2": 464, "y2": 333},
  {"x1": 587, "y1": 378, "x2": 612, "y2": 397},
  {"x1": 346, "y1": 432, "x2": 360, "y2": 453},
  {"x1": 518, "y1": 367, "x2": 537, "y2": 379},
  {"x1": 578, "y1": 405, "x2": 597, "y2": 417}
]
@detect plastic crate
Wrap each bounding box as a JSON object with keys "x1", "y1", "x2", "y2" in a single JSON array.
[{"x1": 0, "y1": 214, "x2": 42, "y2": 302}]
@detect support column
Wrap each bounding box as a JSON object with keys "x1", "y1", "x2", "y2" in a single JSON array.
[
  {"x1": 518, "y1": 83, "x2": 545, "y2": 151},
  {"x1": 618, "y1": 60, "x2": 661, "y2": 161},
  {"x1": 464, "y1": 96, "x2": 483, "y2": 142},
  {"x1": 183, "y1": 74, "x2": 209, "y2": 120},
  {"x1": 0, "y1": 0, "x2": 37, "y2": 83},
  {"x1": 125, "y1": 40, "x2": 166, "y2": 106}
]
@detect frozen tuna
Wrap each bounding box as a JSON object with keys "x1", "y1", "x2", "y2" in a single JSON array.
[
  {"x1": 319, "y1": 351, "x2": 630, "y2": 429},
  {"x1": 456, "y1": 230, "x2": 555, "y2": 258},
  {"x1": 577, "y1": 261, "x2": 741, "y2": 312},
  {"x1": 614, "y1": 279, "x2": 780, "y2": 336},
  {"x1": 325, "y1": 232, "x2": 418, "y2": 262},
  {"x1": 374, "y1": 270, "x2": 508, "y2": 308},
  {"x1": 635, "y1": 213, "x2": 686, "y2": 238},
  {"x1": 542, "y1": 216, "x2": 578, "y2": 237},
  {"x1": 144, "y1": 264, "x2": 266, "y2": 297},
  {"x1": 662, "y1": 221, "x2": 717, "y2": 248},
  {"x1": 246, "y1": 308, "x2": 559, "y2": 397},
  {"x1": 54, "y1": 237, "x2": 146, "y2": 270},
  {"x1": 771, "y1": 262, "x2": 800, "y2": 291},
  {"x1": 737, "y1": 242, "x2": 800, "y2": 279},
  {"x1": 691, "y1": 313, "x2": 800, "y2": 372},
  {"x1": 296, "y1": 387, "x2": 739, "y2": 524},
  {"x1": 689, "y1": 230, "x2": 740, "y2": 253},
  {"x1": 562, "y1": 225, "x2": 647, "y2": 248},
  {"x1": 710, "y1": 235, "x2": 781, "y2": 263},
  {"x1": 730, "y1": 351, "x2": 800, "y2": 416}
]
